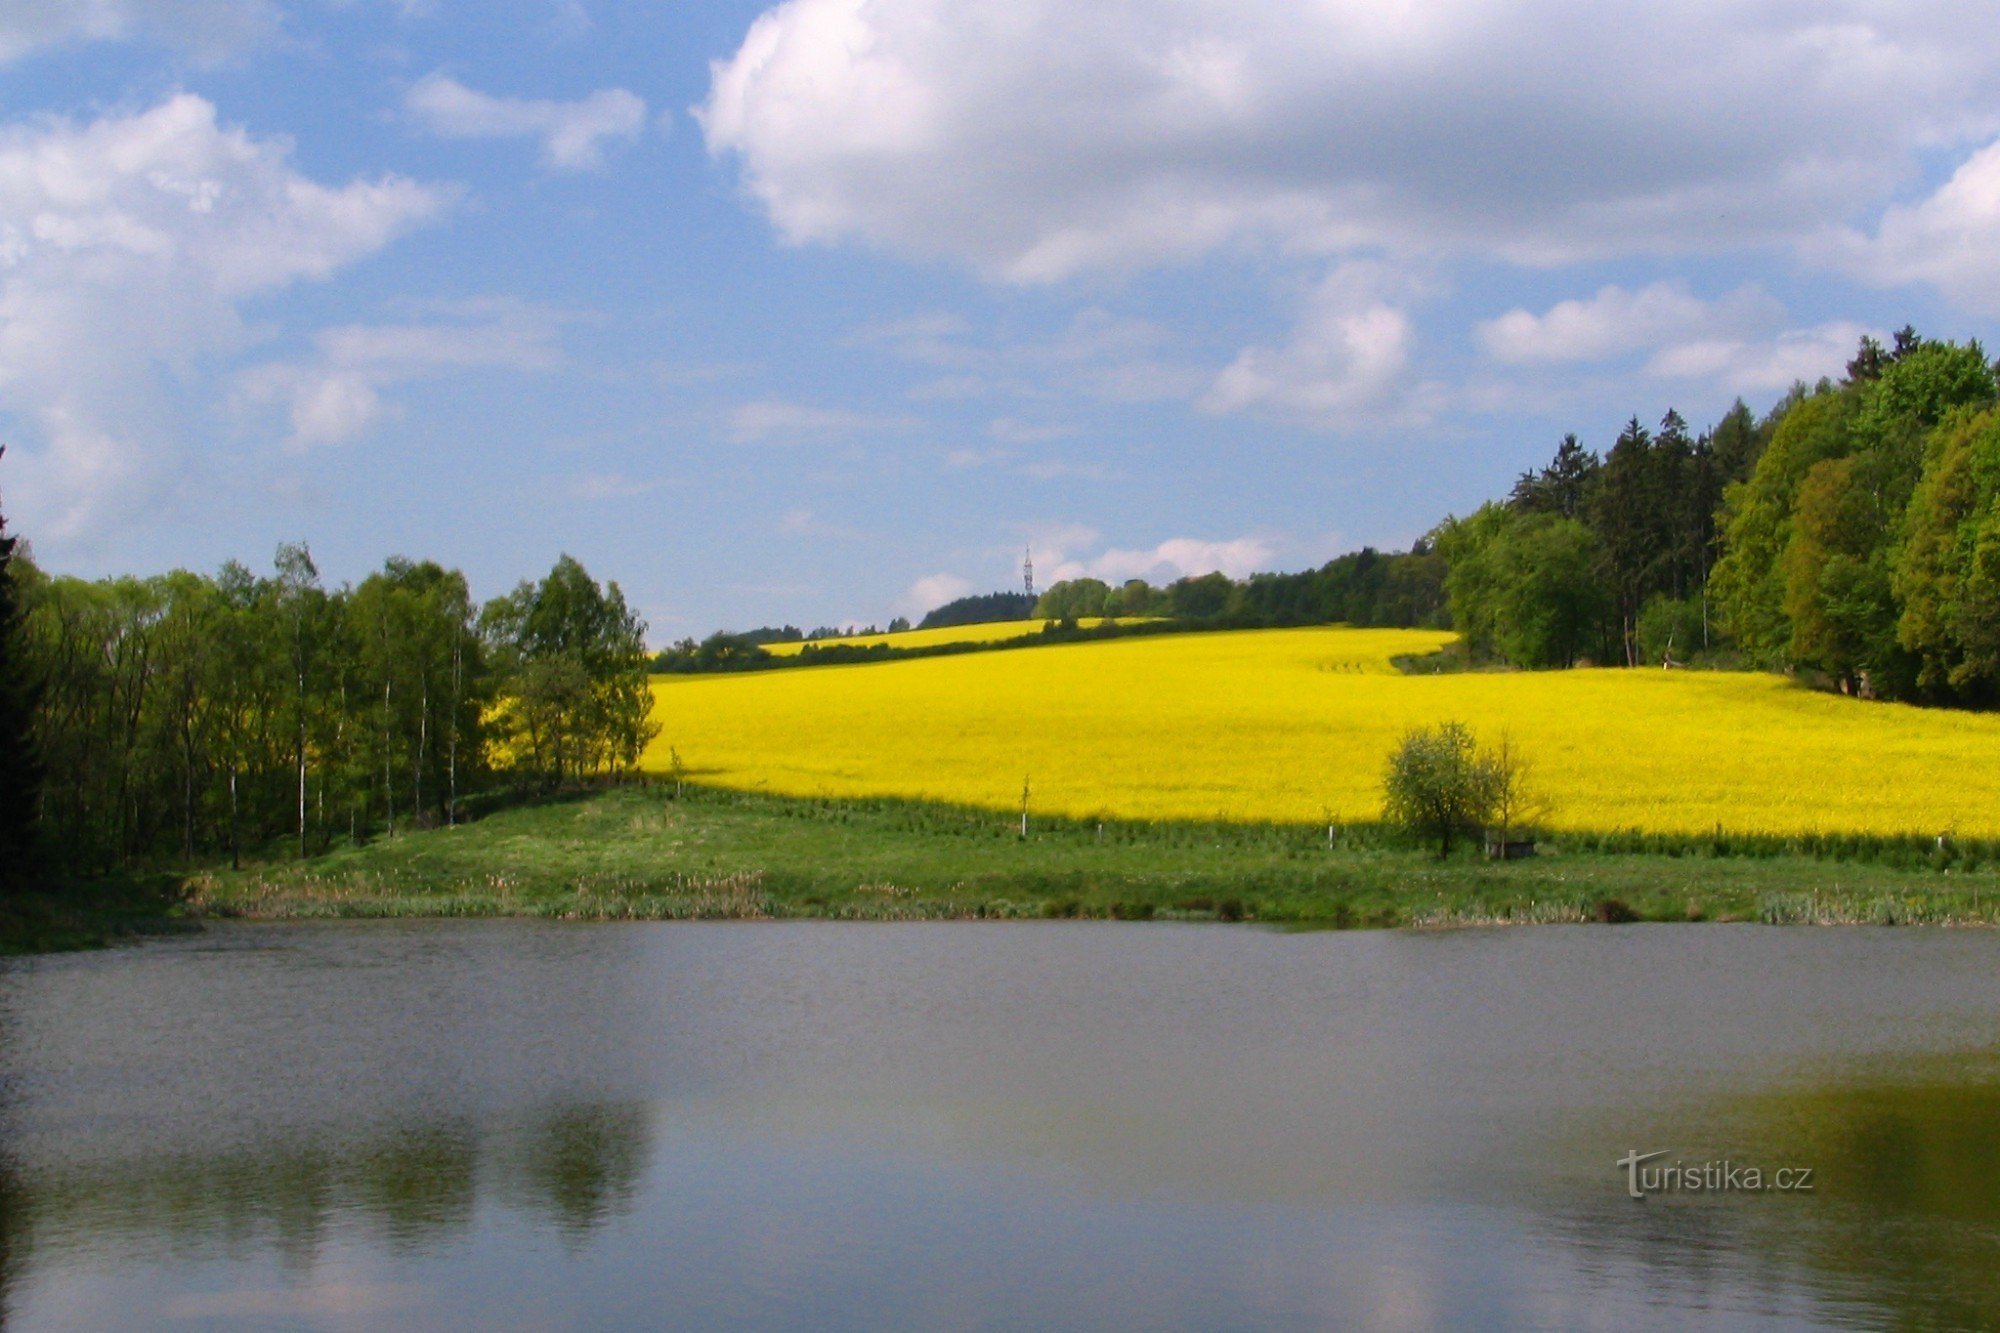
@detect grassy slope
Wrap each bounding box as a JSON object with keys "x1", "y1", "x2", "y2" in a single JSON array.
[{"x1": 191, "y1": 783, "x2": 2000, "y2": 929}]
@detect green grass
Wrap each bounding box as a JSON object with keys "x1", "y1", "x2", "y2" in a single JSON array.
[
  {"x1": 0, "y1": 872, "x2": 192, "y2": 955},
  {"x1": 186, "y1": 782, "x2": 2000, "y2": 929}
]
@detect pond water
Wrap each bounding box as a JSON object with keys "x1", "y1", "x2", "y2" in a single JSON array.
[{"x1": 2, "y1": 922, "x2": 1999, "y2": 1330}]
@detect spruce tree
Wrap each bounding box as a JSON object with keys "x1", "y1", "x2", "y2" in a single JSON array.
[{"x1": 0, "y1": 446, "x2": 44, "y2": 891}]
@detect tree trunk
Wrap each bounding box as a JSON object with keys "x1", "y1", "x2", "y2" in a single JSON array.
[
  {"x1": 382, "y1": 672, "x2": 394, "y2": 838},
  {"x1": 447, "y1": 632, "x2": 461, "y2": 825},
  {"x1": 414, "y1": 676, "x2": 427, "y2": 827}
]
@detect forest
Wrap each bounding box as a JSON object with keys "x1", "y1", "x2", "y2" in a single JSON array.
[{"x1": 0, "y1": 533, "x2": 655, "y2": 882}]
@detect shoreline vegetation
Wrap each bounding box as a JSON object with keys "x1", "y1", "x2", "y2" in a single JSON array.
[{"x1": 159, "y1": 782, "x2": 2000, "y2": 935}]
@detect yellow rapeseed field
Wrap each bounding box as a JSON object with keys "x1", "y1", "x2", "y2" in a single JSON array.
[
  {"x1": 761, "y1": 618, "x2": 1133, "y2": 656},
  {"x1": 645, "y1": 626, "x2": 2000, "y2": 837}
]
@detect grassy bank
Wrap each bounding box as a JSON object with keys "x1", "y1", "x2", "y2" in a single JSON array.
[
  {"x1": 0, "y1": 873, "x2": 190, "y2": 955},
  {"x1": 187, "y1": 783, "x2": 2000, "y2": 929}
]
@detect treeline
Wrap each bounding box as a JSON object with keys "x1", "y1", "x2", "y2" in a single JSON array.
[
  {"x1": 919, "y1": 591, "x2": 1035, "y2": 628},
  {"x1": 1032, "y1": 547, "x2": 1447, "y2": 629},
  {"x1": 657, "y1": 547, "x2": 1450, "y2": 677},
  {"x1": 1443, "y1": 327, "x2": 2000, "y2": 703},
  {"x1": 9, "y1": 545, "x2": 656, "y2": 876}
]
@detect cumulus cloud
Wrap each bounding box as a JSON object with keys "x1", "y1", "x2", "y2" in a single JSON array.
[
  {"x1": 1816, "y1": 138, "x2": 2000, "y2": 311},
  {"x1": 235, "y1": 298, "x2": 566, "y2": 448},
  {"x1": 1049, "y1": 535, "x2": 1276, "y2": 584},
  {"x1": 725, "y1": 398, "x2": 919, "y2": 444},
  {"x1": 1203, "y1": 265, "x2": 1433, "y2": 426},
  {"x1": 702, "y1": 0, "x2": 2000, "y2": 281},
  {"x1": 0, "y1": 94, "x2": 449, "y2": 539},
  {"x1": 898, "y1": 572, "x2": 972, "y2": 618},
  {"x1": 1645, "y1": 321, "x2": 1872, "y2": 395},
  {"x1": 1478, "y1": 281, "x2": 1784, "y2": 364},
  {"x1": 0, "y1": 0, "x2": 277, "y2": 63},
  {"x1": 1476, "y1": 280, "x2": 1869, "y2": 394},
  {"x1": 407, "y1": 74, "x2": 650, "y2": 170}
]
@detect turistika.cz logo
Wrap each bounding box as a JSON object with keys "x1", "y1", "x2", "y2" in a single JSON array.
[{"x1": 1617, "y1": 1149, "x2": 1815, "y2": 1199}]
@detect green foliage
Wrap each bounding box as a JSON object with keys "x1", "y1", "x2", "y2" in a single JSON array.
[
  {"x1": 0, "y1": 448, "x2": 43, "y2": 893},
  {"x1": 1712, "y1": 388, "x2": 1856, "y2": 664},
  {"x1": 1704, "y1": 332, "x2": 1995, "y2": 695},
  {"x1": 1896, "y1": 407, "x2": 2000, "y2": 698},
  {"x1": 915, "y1": 590, "x2": 1036, "y2": 629},
  {"x1": 1034, "y1": 577, "x2": 1111, "y2": 619},
  {"x1": 1442, "y1": 506, "x2": 1611, "y2": 668},
  {"x1": 1165, "y1": 571, "x2": 1235, "y2": 619},
  {"x1": 1381, "y1": 721, "x2": 1500, "y2": 858},
  {"x1": 21, "y1": 547, "x2": 494, "y2": 872},
  {"x1": 1508, "y1": 431, "x2": 1600, "y2": 519},
  {"x1": 1103, "y1": 578, "x2": 1161, "y2": 616},
  {"x1": 481, "y1": 555, "x2": 658, "y2": 789},
  {"x1": 15, "y1": 542, "x2": 658, "y2": 875},
  {"x1": 1635, "y1": 595, "x2": 1707, "y2": 665}
]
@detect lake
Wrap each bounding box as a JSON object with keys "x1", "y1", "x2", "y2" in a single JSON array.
[{"x1": 3, "y1": 922, "x2": 1998, "y2": 1329}]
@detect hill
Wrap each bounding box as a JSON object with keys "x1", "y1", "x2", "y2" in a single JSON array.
[{"x1": 647, "y1": 625, "x2": 2000, "y2": 838}]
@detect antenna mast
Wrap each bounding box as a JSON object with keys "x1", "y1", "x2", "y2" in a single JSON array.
[{"x1": 1023, "y1": 547, "x2": 1035, "y2": 601}]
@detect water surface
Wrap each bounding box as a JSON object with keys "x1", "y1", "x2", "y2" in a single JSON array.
[{"x1": 3, "y1": 922, "x2": 1998, "y2": 1329}]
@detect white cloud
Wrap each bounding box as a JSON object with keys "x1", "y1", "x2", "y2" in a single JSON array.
[
  {"x1": 1474, "y1": 280, "x2": 1868, "y2": 395},
  {"x1": 702, "y1": 1, "x2": 2000, "y2": 281},
  {"x1": 1202, "y1": 265, "x2": 1430, "y2": 425},
  {"x1": 1050, "y1": 535, "x2": 1277, "y2": 585},
  {"x1": 725, "y1": 398, "x2": 919, "y2": 444},
  {"x1": 898, "y1": 572, "x2": 972, "y2": 618},
  {"x1": 1817, "y1": 137, "x2": 2000, "y2": 311},
  {"x1": 235, "y1": 299, "x2": 566, "y2": 448},
  {"x1": 1477, "y1": 282, "x2": 1783, "y2": 364},
  {"x1": 0, "y1": 94, "x2": 449, "y2": 539},
  {"x1": 1646, "y1": 321, "x2": 1871, "y2": 395},
  {"x1": 407, "y1": 74, "x2": 650, "y2": 170},
  {"x1": 0, "y1": 0, "x2": 277, "y2": 64}
]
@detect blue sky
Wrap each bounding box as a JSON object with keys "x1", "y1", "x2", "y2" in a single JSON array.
[{"x1": 5, "y1": 1, "x2": 2000, "y2": 641}]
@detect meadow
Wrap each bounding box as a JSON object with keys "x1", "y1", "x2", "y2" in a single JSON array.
[
  {"x1": 189, "y1": 782, "x2": 2000, "y2": 928},
  {"x1": 646, "y1": 625, "x2": 2000, "y2": 839}
]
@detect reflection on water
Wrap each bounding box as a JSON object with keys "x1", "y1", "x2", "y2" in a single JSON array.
[{"x1": 2, "y1": 922, "x2": 1999, "y2": 1329}]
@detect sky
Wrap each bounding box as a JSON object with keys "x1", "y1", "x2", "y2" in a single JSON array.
[{"x1": 4, "y1": 1, "x2": 2000, "y2": 642}]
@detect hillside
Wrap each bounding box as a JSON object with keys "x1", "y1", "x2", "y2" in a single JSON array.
[
  {"x1": 647, "y1": 625, "x2": 2000, "y2": 838},
  {"x1": 762, "y1": 617, "x2": 1132, "y2": 656}
]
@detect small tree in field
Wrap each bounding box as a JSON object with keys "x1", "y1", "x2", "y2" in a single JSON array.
[{"x1": 1381, "y1": 721, "x2": 1501, "y2": 858}]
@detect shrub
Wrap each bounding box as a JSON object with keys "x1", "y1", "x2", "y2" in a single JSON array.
[
  {"x1": 1382, "y1": 721, "x2": 1495, "y2": 857},
  {"x1": 1381, "y1": 720, "x2": 1553, "y2": 858}
]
